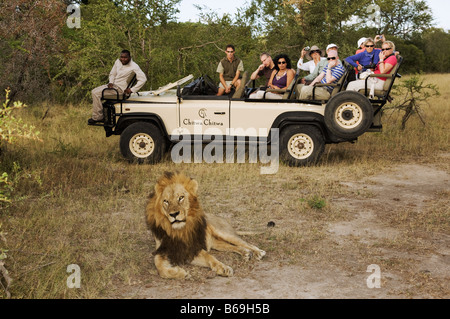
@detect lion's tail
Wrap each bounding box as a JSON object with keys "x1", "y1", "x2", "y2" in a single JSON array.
[{"x1": 236, "y1": 230, "x2": 265, "y2": 236}]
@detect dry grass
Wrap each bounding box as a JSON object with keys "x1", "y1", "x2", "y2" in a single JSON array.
[{"x1": 0, "y1": 73, "x2": 449, "y2": 298}]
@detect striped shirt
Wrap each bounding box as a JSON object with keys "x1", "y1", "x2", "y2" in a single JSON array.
[{"x1": 320, "y1": 62, "x2": 345, "y2": 92}]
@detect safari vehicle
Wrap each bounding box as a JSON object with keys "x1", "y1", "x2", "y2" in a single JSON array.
[{"x1": 88, "y1": 57, "x2": 403, "y2": 166}]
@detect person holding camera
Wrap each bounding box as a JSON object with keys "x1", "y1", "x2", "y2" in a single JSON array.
[
  {"x1": 345, "y1": 38, "x2": 381, "y2": 74},
  {"x1": 346, "y1": 40, "x2": 398, "y2": 95},
  {"x1": 297, "y1": 45, "x2": 326, "y2": 75},
  {"x1": 298, "y1": 49, "x2": 345, "y2": 100}
]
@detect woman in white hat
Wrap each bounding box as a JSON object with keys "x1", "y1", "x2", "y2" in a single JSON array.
[
  {"x1": 346, "y1": 40, "x2": 398, "y2": 96},
  {"x1": 356, "y1": 37, "x2": 367, "y2": 54},
  {"x1": 297, "y1": 45, "x2": 326, "y2": 74}
]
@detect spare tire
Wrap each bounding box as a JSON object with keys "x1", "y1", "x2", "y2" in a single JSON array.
[{"x1": 324, "y1": 91, "x2": 373, "y2": 139}]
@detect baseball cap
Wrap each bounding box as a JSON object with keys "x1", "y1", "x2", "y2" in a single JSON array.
[
  {"x1": 357, "y1": 37, "x2": 367, "y2": 48},
  {"x1": 326, "y1": 43, "x2": 339, "y2": 51}
]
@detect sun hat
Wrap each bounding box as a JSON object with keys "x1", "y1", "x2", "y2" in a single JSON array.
[
  {"x1": 305, "y1": 45, "x2": 324, "y2": 60},
  {"x1": 357, "y1": 37, "x2": 367, "y2": 48},
  {"x1": 326, "y1": 43, "x2": 339, "y2": 51}
]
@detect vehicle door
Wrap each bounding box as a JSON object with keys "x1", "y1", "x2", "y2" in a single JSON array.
[{"x1": 178, "y1": 97, "x2": 230, "y2": 137}]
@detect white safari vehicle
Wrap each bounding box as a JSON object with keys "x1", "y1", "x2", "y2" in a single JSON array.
[{"x1": 88, "y1": 57, "x2": 402, "y2": 166}]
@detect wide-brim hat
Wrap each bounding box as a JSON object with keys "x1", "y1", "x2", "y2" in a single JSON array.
[{"x1": 305, "y1": 45, "x2": 324, "y2": 60}]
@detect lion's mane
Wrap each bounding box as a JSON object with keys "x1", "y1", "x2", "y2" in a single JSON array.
[{"x1": 146, "y1": 171, "x2": 207, "y2": 265}]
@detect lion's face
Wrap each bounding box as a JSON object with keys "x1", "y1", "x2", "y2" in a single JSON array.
[
  {"x1": 160, "y1": 183, "x2": 191, "y2": 229},
  {"x1": 150, "y1": 172, "x2": 201, "y2": 233}
]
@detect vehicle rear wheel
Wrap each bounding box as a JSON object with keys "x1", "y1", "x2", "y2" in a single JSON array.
[
  {"x1": 324, "y1": 91, "x2": 373, "y2": 139},
  {"x1": 280, "y1": 125, "x2": 325, "y2": 167},
  {"x1": 119, "y1": 122, "x2": 165, "y2": 163}
]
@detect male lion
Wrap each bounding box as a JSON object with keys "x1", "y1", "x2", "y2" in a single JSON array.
[{"x1": 146, "y1": 171, "x2": 266, "y2": 279}]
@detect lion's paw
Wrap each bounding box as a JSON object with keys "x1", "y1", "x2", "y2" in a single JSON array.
[
  {"x1": 254, "y1": 249, "x2": 266, "y2": 260},
  {"x1": 215, "y1": 264, "x2": 234, "y2": 277},
  {"x1": 242, "y1": 249, "x2": 252, "y2": 261},
  {"x1": 160, "y1": 266, "x2": 190, "y2": 280}
]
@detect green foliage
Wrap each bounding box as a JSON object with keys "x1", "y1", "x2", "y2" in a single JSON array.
[
  {"x1": 422, "y1": 28, "x2": 450, "y2": 73},
  {"x1": 0, "y1": 86, "x2": 43, "y2": 298},
  {"x1": 307, "y1": 195, "x2": 327, "y2": 210},
  {"x1": 62, "y1": 0, "x2": 260, "y2": 96},
  {"x1": 0, "y1": 0, "x2": 449, "y2": 104},
  {"x1": 0, "y1": 173, "x2": 12, "y2": 204},
  {"x1": 375, "y1": 0, "x2": 433, "y2": 39},
  {"x1": 394, "y1": 41, "x2": 426, "y2": 73},
  {"x1": 1, "y1": 88, "x2": 41, "y2": 205},
  {"x1": 0, "y1": 89, "x2": 41, "y2": 145},
  {"x1": 0, "y1": 0, "x2": 67, "y2": 104},
  {"x1": 301, "y1": 195, "x2": 327, "y2": 210}
]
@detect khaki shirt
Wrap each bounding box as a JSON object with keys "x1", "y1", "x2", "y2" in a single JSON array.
[{"x1": 217, "y1": 57, "x2": 244, "y2": 81}]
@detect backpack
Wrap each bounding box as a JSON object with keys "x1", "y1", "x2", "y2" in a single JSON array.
[{"x1": 181, "y1": 75, "x2": 218, "y2": 96}]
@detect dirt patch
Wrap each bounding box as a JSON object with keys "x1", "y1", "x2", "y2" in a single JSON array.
[{"x1": 116, "y1": 162, "x2": 449, "y2": 299}]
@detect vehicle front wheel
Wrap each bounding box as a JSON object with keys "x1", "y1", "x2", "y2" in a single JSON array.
[
  {"x1": 280, "y1": 125, "x2": 325, "y2": 167},
  {"x1": 119, "y1": 122, "x2": 166, "y2": 164}
]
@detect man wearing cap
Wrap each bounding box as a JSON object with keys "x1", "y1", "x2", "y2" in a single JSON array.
[
  {"x1": 298, "y1": 48, "x2": 345, "y2": 100},
  {"x1": 295, "y1": 44, "x2": 340, "y2": 97}
]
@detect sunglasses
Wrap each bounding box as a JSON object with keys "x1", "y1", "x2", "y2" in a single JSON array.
[
  {"x1": 381, "y1": 48, "x2": 392, "y2": 51},
  {"x1": 327, "y1": 57, "x2": 336, "y2": 60},
  {"x1": 365, "y1": 45, "x2": 375, "y2": 48},
  {"x1": 278, "y1": 61, "x2": 287, "y2": 64},
  {"x1": 310, "y1": 50, "x2": 321, "y2": 54},
  {"x1": 226, "y1": 50, "x2": 234, "y2": 53}
]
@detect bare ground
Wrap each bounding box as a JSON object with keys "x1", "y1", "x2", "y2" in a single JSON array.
[{"x1": 115, "y1": 159, "x2": 450, "y2": 299}]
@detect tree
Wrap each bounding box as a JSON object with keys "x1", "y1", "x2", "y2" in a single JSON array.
[
  {"x1": 393, "y1": 40, "x2": 426, "y2": 73},
  {"x1": 422, "y1": 28, "x2": 450, "y2": 73},
  {"x1": 61, "y1": 0, "x2": 184, "y2": 97},
  {"x1": 375, "y1": 0, "x2": 433, "y2": 39},
  {"x1": 0, "y1": 0, "x2": 67, "y2": 104},
  {"x1": 285, "y1": 0, "x2": 372, "y2": 43}
]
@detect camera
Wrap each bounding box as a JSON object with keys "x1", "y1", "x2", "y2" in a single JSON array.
[
  {"x1": 304, "y1": 46, "x2": 311, "y2": 51},
  {"x1": 364, "y1": 63, "x2": 377, "y2": 69}
]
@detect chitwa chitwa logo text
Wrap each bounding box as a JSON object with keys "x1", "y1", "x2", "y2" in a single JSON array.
[{"x1": 182, "y1": 108, "x2": 224, "y2": 126}]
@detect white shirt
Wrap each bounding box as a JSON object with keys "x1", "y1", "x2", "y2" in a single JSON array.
[
  {"x1": 297, "y1": 57, "x2": 327, "y2": 74},
  {"x1": 109, "y1": 59, "x2": 147, "y2": 93}
]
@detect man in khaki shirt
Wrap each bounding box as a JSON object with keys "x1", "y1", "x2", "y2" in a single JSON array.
[
  {"x1": 216, "y1": 44, "x2": 244, "y2": 96},
  {"x1": 88, "y1": 50, "x2": 147, "y2": 124}
]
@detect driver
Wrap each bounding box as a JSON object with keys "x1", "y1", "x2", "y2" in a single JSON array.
[{"x1": 88, "y1": 50, "x2": 147, "y2": 125}]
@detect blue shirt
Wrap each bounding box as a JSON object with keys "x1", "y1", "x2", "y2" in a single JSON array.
[
  {"x1": 321, "y1": 62, "x2": 345, "y2": 92},
  {"x1": 345, "y1": 49, "x2": 381, "y2": 71}
]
